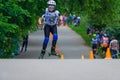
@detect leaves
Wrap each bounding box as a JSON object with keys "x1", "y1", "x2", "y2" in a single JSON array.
[
  {"x1": 0, "y1": 1, "x2": 32, "y2": 58},
  {"x1": 84, "y1": 0, "x2": 120, "y2": 28}
]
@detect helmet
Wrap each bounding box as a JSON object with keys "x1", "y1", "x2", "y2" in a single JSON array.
[
  {"x1": 47, "y1": 0, "x2": 56, "y2": 6},
  {"x1": 93, "y1": 34, "x2": 96, "y2": 37},
  {"x1": 104, "y1": 34, "x2": 107, "y2": 37}
]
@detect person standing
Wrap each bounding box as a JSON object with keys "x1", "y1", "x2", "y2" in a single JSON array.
[
  {"x1": 101, "y1": 33, "x2": 109, "y2": 57},
  {"x1": 91, "y1": 34, "x2": 98, "y2": 58},
  {"x1": 109, "y1": 36, "x2": 119, "y2": 59},
  {"x1": 21, "y1": 35, "x2": 29, "y2": 52}
]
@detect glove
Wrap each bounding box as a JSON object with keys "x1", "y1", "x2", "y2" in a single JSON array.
[{"x1": 38, "y1": 24, "x2": 43, "y2": 28}]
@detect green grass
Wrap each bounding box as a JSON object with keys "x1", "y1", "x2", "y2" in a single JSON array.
[{"x1": 68, "y1": 15, "x2": 92, "y2": 46}]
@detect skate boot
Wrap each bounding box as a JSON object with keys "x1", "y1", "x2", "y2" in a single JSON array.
[
  {"x1": 39, "y1": 49, "x2": 45, "y2": 59},
  {"x1": 51, "y1": 47, "x2": 57, "y2": 55}
]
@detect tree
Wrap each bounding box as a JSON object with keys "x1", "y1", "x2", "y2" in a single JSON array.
[
  {"x1": 83, "y1": 0, "x2": 120, "y2": 28},
  {"x1": 0, "y1": 0, "x2": 32, "y2": 58}
]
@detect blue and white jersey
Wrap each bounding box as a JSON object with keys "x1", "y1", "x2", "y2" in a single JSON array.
[
  {"x1": 42, "y1": 8, "x2": 60, "y2": 26},
  {"x1": 96, "y1": 34, "x2": 100, "y2": 41},
  {"x1": 92, "y1": 38, "x2": 98, "y2": 44},
  {"x1": 77, "y1": 17, "x2": 80, "y2": 23}
]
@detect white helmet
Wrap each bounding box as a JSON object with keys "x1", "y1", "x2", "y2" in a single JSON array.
[
  {"x1": 47, "y1": 0, "x2": 56, "y2": 6},
  {"x1": 104, "y1": 33, "x2": 107, "y2": 37}
]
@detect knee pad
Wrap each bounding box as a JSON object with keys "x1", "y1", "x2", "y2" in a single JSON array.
[
  {"x1": 43, "y1": 37, "x2": 49, "y2": 44},
  {"x1": 53, "y1": 34, "x2": 58, "y2": 41}
]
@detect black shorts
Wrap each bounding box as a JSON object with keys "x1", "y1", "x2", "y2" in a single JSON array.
[
  {"x1": 92, "y1": 44, "x2": 97, "y2": 49},
  {"x1": 44, "y1": 24, "x2": 57, "y2": 37},
  {"x1": 102, "y1": 47, "x2": 107, "y2": 52}
]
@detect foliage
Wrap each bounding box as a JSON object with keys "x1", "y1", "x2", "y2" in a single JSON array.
[
  {"x1": 83, "y1": 0, "x2": 120, "y2": 28},
  {"x1": 0, "y1": 21, "x2": 19, "y2": 58},
  {"x1": 0, "y1": 0, "x2": 32, "y2": 58},
  {"x1": 105, "y1": 27, "x2": 120, "y2": 44}
]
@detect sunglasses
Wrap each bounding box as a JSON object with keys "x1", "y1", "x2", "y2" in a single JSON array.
[{"x1": 48, "y1": 5, "x2": 55, "y2": 9}]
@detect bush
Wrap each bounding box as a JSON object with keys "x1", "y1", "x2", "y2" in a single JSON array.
[
  {"x1": 105, "y1": 27, "x2": 120, "y2": 43},
  {"x1": 0, "y1": 1, "x2": 32, "y2": 58}
]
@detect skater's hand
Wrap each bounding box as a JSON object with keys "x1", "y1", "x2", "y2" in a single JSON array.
[
  {"x1": 39, "y1": 24, "x2": 43, "y2": 28},
  {"x1": 38, "y1": 24, "x2": 44, "y2": 30},
  {"x1": 38, "y1": 24, "x2": 42, "y2": 28}
]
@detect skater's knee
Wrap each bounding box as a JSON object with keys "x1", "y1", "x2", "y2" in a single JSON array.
[
  {"x1": 53, "y1": 34, "x2": 58, "y2": 40},
  {"x1": 43, "y1": 37, "x2": 49, "y2": 44}
]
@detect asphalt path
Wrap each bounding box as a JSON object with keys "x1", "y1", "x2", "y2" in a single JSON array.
[{"x1": 15, "y1": 26, "x2": 91, "y2": 59}]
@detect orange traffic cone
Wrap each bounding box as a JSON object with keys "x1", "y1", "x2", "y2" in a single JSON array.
[
  {"x1": 61, "y1": 54, "x2": 64, "y2": 60},
  {"x1": 105, "y1": 48, "x2": 112, "y2": 59},
  {"x1": 57, "y1": 49, "x2": 61, "y2": 55},
  {"x1": 89, "y1": 50, "x2": 94, "y2": 59},
  {"x1": 81, "y1": 55, "x2": 84, "y2": 60}
]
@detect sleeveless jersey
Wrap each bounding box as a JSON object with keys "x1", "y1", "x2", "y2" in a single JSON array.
[
  {"x1": 43, "y1": 8, "x2": 60, "y2": 26},
  {"x1": 92, "y1": 38, "x2": 98, "y2": 44}
]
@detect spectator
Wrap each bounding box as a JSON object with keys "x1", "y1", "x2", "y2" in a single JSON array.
[
  {"x1": 101, "y1": 33, "x2": 109, "y2": 57},
  {"x1": 63, "y1": 15, "x2": 68, "y2": 26},
  {"x1": 86, "y1": 25, "x2": 91, "y2": 35},
  {"x1": 91, "y1": 34, "x2": 98, "y2": 58},
  {"x1": 20, "y1": 35, "x2": 29, "y2": 52},
  {"x1": 109, "y1": 36, "x2": 119, "y2": 59},
  {"x1": 73, "y1": 16, "x2": 78, "y2": 26},
  {"x1": 77, "y1": 16, "x2": 81, "y2": 25}
]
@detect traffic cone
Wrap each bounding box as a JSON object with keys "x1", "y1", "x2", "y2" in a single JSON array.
[
  {"x1": 81, "y1": 55, "x2": 84, "y2": 60},
  {"x1": 105, "y1": 48, "x2": 112, "y2": 59},
  {"x1": 61, "y1": 54, "x2": 64, "y2": 60},
  {"x1": 89, "y1": 50, "x2": 94, "y2": 59},
  {"x1": 57, "y1": 49, "x2": 61, "y2": 55}
]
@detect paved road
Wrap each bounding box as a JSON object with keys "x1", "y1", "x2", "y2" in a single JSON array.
[
  {"x1": 0, "y1": 59, "x2": 120, "y2": 80},
  {"x1": 15, "y1": 26, "x2": 91, "y2": 59}
]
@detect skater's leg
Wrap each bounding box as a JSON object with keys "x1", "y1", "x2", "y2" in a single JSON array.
[
  {"x1": 51, "y1": 25, "x2": 58, "y2": 54},
  {"x1": 41, "y1": 25, "x2": 50, "y2": 56}
]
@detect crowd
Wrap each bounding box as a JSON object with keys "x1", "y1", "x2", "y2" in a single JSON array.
[
  {"x1": 58, "y1": 14, "x2": 81, "y2": 27},
  {"x1": 87, "y1": 25, "x2": 119, "y2": 59}
]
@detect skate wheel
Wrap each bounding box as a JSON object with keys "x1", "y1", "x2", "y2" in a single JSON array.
[{"x1": 48, "y1": 52, "x2": 51, "y2": 56}]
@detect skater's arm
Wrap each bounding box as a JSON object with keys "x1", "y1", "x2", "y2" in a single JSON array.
[
  {"x1": 38, "y1": 17, "x2": 42, "y2": 25},
  {"x1": 38, "y1": 12, "x2": 45, "y2": 25}
]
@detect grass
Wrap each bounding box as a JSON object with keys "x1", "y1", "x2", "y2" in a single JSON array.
[{"x1": 68, "y1": 15, "x2": 92, "y2": 46}]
